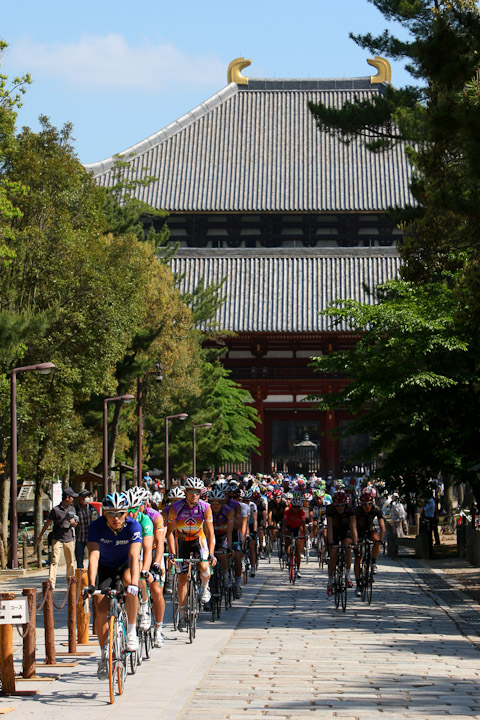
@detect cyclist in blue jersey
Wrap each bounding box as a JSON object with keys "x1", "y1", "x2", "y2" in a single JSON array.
[{"x1": 84, "y1": 492, "x2": 142, "y2": 679}]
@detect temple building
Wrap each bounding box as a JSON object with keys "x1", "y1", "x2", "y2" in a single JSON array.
[{"x1": 86, "y1": 57, "x2": 411, "y2": 477}]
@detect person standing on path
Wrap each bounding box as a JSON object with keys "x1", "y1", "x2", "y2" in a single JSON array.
[
  {"x1": 35, "y1": 486, "x2": 79, "y2": 588},
  {"x1": 390, "y1": 493, "x2": 407, "y2": 538},
  {"x1": 75, "y1": 489, "x2": 97, "y2": 569}
]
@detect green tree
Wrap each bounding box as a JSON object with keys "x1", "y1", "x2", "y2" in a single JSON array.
[
  {"x1": 308, "y1": 1, "x2": 480, "y2": 499},
  {"x1": 147, "y1": 359, "x2": 259, "y2": 477}
]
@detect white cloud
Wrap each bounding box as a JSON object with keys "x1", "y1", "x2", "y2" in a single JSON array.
[{"x1": 8, "y1": 34, "x2": 226, "y2": 91}]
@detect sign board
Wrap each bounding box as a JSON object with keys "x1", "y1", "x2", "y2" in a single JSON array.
[
  {"x1": 52, "y1": 481, "x2": 62, "y2": 508},
  {"x1": 0, "y1": 597, "x2": 29, "y2": 625}
]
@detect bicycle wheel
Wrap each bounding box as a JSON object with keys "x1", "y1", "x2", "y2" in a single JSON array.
[
  {"x1": 144, "y1": 625, "x2": 152, "y2": 659},
  {"x1": 341, "y1": 572, "x2": 347, "y2": 612},
  {"x1": 216, "y1": 571, "x2": 223, "y2": 619},
  {"x1": 188, "y1": 577, "x2": 197, "y2": 643},
  {"x1": 288, "y1": 549, "x2": 294, "y2": 583},
  {"x1": 172, "y1": 573, "x2": 179, "y2": 630},
  {"x1": 117, "y1": 613, "x2": 127, "y2": 693},
  {"x1": 129, "y1": 646, "x2": 138, "y2": 674},
  {"x1": 210, "y1": 568, "x2": 218, "y2": 622},
  {"x1": 333, "y1": 571, "x2": 341, "y2": 609},
  {"x1": 304, "y1": 538, "x2": 310, "y2": 564},
  {"x1": 108, "y1": 616, "x2": 117, "y2": 704}
]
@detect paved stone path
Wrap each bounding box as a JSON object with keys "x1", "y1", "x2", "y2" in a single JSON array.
[{"x1": 2, "y1": 553, "x2": 480, "y2": 719}]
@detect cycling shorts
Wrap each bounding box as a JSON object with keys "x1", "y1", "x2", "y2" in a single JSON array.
[
  {"x1": 97, "y1": 561, "x2": 129, "y2": 593},
  {"x1": 176, "y1": 536, "x2": 208, "y2": 574}
]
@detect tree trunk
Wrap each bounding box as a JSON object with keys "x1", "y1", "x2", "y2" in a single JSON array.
[
  {"x1": 0, "y1": 471, "x2": 10, "y2": 566},
  {"x1": 34, "y1": 476, "x2": 45, "y2": 544},
  {"x1": 107, "y1": 402, "x2": 122, "y2": 492},
  {"x1": 443, "y1": 474, "x2": 454, "y2": 515}
]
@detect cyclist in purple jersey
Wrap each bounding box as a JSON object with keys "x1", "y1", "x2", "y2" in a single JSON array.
[
  {"x1": 137, "y1": 488, "x2": 167, "y2": 647},
  {"x1": 85, "y1": 492, "x2": 142, "y2": 678}
]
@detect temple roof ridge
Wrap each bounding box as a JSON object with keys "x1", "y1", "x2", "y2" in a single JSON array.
[{"x1": 84, "y1": 82, "x2": 239, "y2": 175}]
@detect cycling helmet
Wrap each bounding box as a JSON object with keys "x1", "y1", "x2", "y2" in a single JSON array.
[
  {"x1": 291, "y1": 492, "x2": 303, "y2": 507},
  {"x1": 102, "y1": 492, "x2": 128, "y2": 510},
  {"x1": 209, "y1": 487, "x2": 226, "y2": 501},
  {"x1": 304, "y1": 492, "x2": 312, "y2": 502},
  {"x1": 265, "y1": 490, "x2": 273, "y2": 500},
  {"x1": 252, "y1": 490, "x2": 261, "y2": 501},
  {"x1": 184, "y1": 477, "x2": 205, "y2": 491},
  {"x1": 285, "y1": 492, "x2": 293, "y2": 500},
  {"x1": 228, "y1": 482, "x2": 241, "y2": 495},
  {"x1": 168, "y1": 486, "x2": 186, "y2": 500},
  {"x1": 332, "y1": 490, "x2": 348, "y2": 506},
  {"x1": 216, "y1": 480, "x2": 229, "y2": 493},
  {"x1": 273, "y1": 488, "x2": 283, "y2": 497},
  {"x1": 125, "y1": 486, "x2": 148, "y2": 508},
  {"x1": 244, "y1": 489, "x2": 253, "y2": 500},
  {"x1": 360, "y1": 489, "x2": 375, "y2": 504}
]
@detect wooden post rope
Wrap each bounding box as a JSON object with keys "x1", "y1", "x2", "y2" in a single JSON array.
[{"x1": 40, "y1": 581, "x2": 78, "y2": 668}]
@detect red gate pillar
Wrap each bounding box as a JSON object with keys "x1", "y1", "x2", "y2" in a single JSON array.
[
  {"x1": 324, "y1": 410, "x2": 338, "y2": 477},
  {"x1": 251, "y1": 386, "x2": 265, "y2": 474}
]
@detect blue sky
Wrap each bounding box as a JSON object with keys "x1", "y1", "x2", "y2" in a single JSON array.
[{"x1": 1, "y1": 0, "x2": 413, "y2": 164}]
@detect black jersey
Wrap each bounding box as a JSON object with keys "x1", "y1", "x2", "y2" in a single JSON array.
[
  {"x1": 353, "y1": 504, "x2": 383, "y2": 537},
  {"x1": 326, "y1": 503, "x2": 354, "y2": 538}
]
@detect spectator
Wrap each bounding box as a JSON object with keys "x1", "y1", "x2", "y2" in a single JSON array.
[
  {"x1": 423, "y1": 493, "x2": 440, "y2": 547},
  {"x1": 390, "y1": 493, "x2": 407, "y2": 537},
  {"x1": 75, "y1": 489, "x2": 98, "y2": 569},
  {"x1": 35, "y1": 487, "x2": 79, "y2": 588}
]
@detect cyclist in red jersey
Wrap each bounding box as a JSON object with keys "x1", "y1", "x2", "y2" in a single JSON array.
[{"x1": 281, "y1": 492, "x2": 307, "y2": 579}]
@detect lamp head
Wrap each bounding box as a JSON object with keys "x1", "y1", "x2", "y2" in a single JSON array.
[{"x1": 36, "y1": 362, "x2": 56, "y2": 375}]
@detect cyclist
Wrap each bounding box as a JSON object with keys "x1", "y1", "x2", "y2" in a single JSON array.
[
  {"x1": 268, "y1": 488, "x2": 287, "y2": 547},
  {"x1": 281, "y1": 491, "x2": 307, "y2": 578},
  {"x1": 166, "y1": 477, "x2": 216, "y2": 631},
  {"x1": 209, "y1": 486, "x2": 234, "y2": 587},
  {"x1": 85, "y1": 492, "x2": 142, "y2": 679},
  {"x1": 128, "y1": 486, "x2": 167, "y2": 647},
  {"x1": 326, "y1": 489, "x2": 357, "y2": 596},
  {"x1": 244, "y1": 488, "x2": 258, "y2": 577},
  {"x1": 353, "y1": 488, "x2": 385, "y2": 596},
  {"x1": 252, "y1": 489, "x2": 268, "y2": 559},
  {"x1": 309, "y1": 488, "x2": 327, "y2": 548},
  {"x1": 226, "y1": 481, "x2": 249, "y2": 598}
]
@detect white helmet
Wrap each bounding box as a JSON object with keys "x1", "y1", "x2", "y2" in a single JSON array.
[
  {"x1": 125, "y1": 486, "x2": 148, "y2": 508},
  {"x1": 184, "y1": 477, "x2": 205, "y2": 491},
  {"x1": 168, "y1": 486, "x2": 186, "y2": 500},
  {"x1": 209, "y1": 487, "x2": 226, "y2": 501}
]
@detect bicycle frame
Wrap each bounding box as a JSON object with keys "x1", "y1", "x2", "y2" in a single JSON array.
[{"x1": 89, "y1": 587, "x2": 128, "y2": 704}]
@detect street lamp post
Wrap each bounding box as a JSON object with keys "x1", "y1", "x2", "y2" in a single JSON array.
[
  {"x1": 103, "y1": 394, "x2": 135, "y2": 496},
  {"x1": 137, "y1": 362, "x2": 163, "y2": 484},
  {"x1": 193, "y1": 423, "x2": 213, "y2": 479},
  {"x1": 165, "y1": 413, "x2": 188, "y2": 491},
  {"x1": 10, "y1": 361, "x2": 55, "y2": 569}
]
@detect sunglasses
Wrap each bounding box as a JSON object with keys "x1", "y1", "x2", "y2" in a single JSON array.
[
  {"x1": 186, "y1": 489, "x2": 202, "y2": 495},
  {"x1": 104, "y1": 510, "x2": 127, "y2": 518}
]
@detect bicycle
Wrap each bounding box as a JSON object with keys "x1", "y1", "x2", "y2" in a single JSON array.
[
  {"x1": 209, "y1": 559, "x2": 224, "y2": 621},
  {"x1": 137, "y1": 572, "x2": 155, "y2": 662},
  {"x1": 331, "y1": 544, "x2": 351, "y2": 612},
  {"x1": 303, "y1": 524, "x2": 312, "y2": 564},
  {"x1": 264, "y1": 526, "x2": 274, "y2": 564},
  {"x1": 242, "y1": 540, "x2": 251, "y2": 583},
  {"x1": 18, "y1": 522, "x2": 34, "y2": 546},
  {"x1": 277, "y1": 531, "x2": 286, "y2": 571},
  {"x1": 87, "y1": 587, "x2": 129, "y2": 704},
  {"x1": 172, "y1": 557, "x2": 201, "y2": 643},
  {"x1": 359, "y1": 540, "x2": 383, "y2": 604},
  {"x1": 282, "y1": 534, "x2": 299, "y2": 584},
  {"x1": 215, "y1": 548, "x2": 233, "y2": 611},
  {"x1": 316, "y1": 524, "x2": 327, "y2": 569}
]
